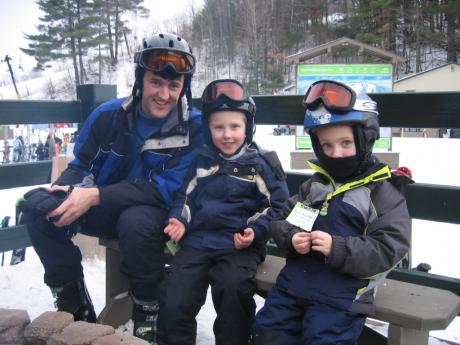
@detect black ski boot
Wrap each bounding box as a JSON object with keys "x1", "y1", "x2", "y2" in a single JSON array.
[
  {"x1": 132, "y1": 296, "x2": 160, "y2": 344},
  {"x1": 50, "y1": 280, "x2": 97, "y2": 322}
]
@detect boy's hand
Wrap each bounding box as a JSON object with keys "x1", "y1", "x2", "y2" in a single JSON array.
[
  {"x1": 234, "y1": 228, "x2": 255, "y2": 249},
  {"x1": 311, "y1": 230, "x2": 332, "y2": 257},
  {"x1": 292, "y1": 232, "x2": 311, "y2": 254},
  {"x1": 164, "y1": 218, "x2": 186, "y2": 242}
]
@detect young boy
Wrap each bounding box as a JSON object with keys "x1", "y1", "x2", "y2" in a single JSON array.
[
  {"x1": 157, "y1": 79, "x2": 289, "y2": 345},
  {"x1": 251, "y1": 80, "x2": 412, "y2": 345}
]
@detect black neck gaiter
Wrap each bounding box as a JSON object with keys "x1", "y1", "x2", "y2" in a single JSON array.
[
  {"x1": 317, "y1": 153, "x2": 361, "y2": 180},
  {"x1": 310, "y1": 127, "x2": 364, "y2": 181}
]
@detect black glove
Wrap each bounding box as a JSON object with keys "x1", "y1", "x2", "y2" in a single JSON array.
[
  {"x1": 22, "y1": 187, "x2": 68, "y2": 219},
  {"x1": 22, "y1": 187, "x2": 81, "y2": 237}
]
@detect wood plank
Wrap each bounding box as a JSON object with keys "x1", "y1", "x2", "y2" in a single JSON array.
[{"x1": 0, "y1": 100, "x2": 82, "y2": 125}]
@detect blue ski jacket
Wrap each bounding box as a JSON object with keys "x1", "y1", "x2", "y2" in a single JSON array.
[
  {"x1": 168, "y1": 143, "x2": 290, "y2": 250},
  {"x1": 55, "y1": 96, "x2": 202, "y2": 209}
]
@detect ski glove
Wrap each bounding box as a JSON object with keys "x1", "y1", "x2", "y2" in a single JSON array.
[
  {"x1": 22, "y1": 187, "x2": 69, "y2": 217},
  {"x1": 21, "y1": 187, "x2": 81, "y2": 237}
]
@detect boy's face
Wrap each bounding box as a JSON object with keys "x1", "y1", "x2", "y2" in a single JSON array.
[
  {"x1": 141, "y1": 70, "x2": 184, "y2": 119},
  {"x1": 209, "y1": 110, "x2": 247, "y2": 157},
  {"x1": 315, "y1": 124, "x2": 356, "y2": 158}
]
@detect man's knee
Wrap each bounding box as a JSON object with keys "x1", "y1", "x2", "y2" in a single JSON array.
[{"x1": 116, "y1": 205, "x2": 167, "y2": 239}]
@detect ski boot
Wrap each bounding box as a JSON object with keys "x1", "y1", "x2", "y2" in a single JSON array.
[
  {"x1": 132, "y1": 296, "x2": 160, "y2": 344},
  {"x1": 50, "y1": 280, "x2": 97, "y2": 322}
]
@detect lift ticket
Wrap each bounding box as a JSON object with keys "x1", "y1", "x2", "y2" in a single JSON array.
[{"x1": 286, "y1": 202, "x2": 319, "y2": 232}]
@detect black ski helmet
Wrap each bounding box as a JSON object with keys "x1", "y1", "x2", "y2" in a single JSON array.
[
  {"x1": 201, "y1": 79, "x2": 256, "y2": 147},
  {"x1": 133, "y1": 33, "x2": 196, "y2": 108}
]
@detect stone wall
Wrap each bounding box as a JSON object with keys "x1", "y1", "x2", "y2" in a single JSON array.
[{"x1": 0, "y1": 309, "x2": 148, "y2": 345}]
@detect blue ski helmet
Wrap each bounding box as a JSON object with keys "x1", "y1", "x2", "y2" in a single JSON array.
[{"x1": 303, "y1": 80, "x2": 380, "y2": 164}]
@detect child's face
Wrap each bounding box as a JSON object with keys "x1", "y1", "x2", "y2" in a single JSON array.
[
  {"x1": 315, "y1": 125, "x2": 356, "y2": 158},
  {"x1": 209, "y1": 110, "x2": 247, "y2": 157}
]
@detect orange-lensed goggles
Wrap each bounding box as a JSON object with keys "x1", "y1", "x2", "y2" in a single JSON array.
[
  {"x1": 303, "y1": 80, "x2": 356, "y2": 113},
  {"x1": 140, "y1": 49, "x2": 195, "y2": 74},
  {"x1": 202, "y1": 79, "x2": 245, "y2": 103}
]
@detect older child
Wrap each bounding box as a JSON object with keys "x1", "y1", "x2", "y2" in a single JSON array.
[
  {"x1": 251, "y1": 80, "x2": 412, "y2": 345},
  {"x1": 157, "y1": 79, "x2": 289, "y2": 345}
]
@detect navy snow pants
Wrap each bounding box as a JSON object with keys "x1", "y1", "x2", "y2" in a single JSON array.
[
  {"x1": 24, "y1": 204, "x2": 168, "y2": 300},
  {"x1": 157, "y1": 246, "x2": 262, "y2": 345},
  {"x1": 252, "y1": 285, "x2": 366, "y2": 345}
]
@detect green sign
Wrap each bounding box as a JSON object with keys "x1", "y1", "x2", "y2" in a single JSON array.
[
  {"x1": 296, "y1": 64, "x2": 393, "y2": 95},
  {"x1": 296, "y1": 136, "x2": 312, "y2": 149},
  {"x1": 298, "y1": 64, "x2": 393, "y2": 76},
  {"x1": 373, "y1": 138, "x2": 391, "y2": 150}
]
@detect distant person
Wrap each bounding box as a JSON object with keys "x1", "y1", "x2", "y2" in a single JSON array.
[
  {"x1": 45, "y1": 134, "x2": 63, "y2": 152},
  {"x1": 2, "y1": 140, "x2": 11, "y2": 163},
  {"x1": 283, "y1": 125, "x2": 291, "y2": 135},
  {"x1": 157, "y1": 79, "x2": 289, "y2": 345},
  {"x1": 251, "y1": 80, "x2": 412, "y2": 345},
  {"x1": 21, "y1": 32, "x2": 202, "y2": 343},
  {"x1": 35, "y1": 140, "x2": 48, "y2": 161},
  {"x1": 13, "y1": 136, "x2": 24, "y2": 162},
  {"x1": 70, "y1": 131, "x2": 78, "y2": 143}
]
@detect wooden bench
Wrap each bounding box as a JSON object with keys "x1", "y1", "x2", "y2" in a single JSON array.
[
  {"x1": 99, "y1": 239, "x2": 460, "y2": 345},
  {"x1": 256, "y1": 255, "x2": 460, "y2": 345}
]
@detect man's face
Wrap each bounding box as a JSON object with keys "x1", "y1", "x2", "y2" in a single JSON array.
[{"x1": 141, "y1": 71, "x2": 185, "y2": 119}]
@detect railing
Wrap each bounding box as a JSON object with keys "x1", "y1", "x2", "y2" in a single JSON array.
[{"x1": 1, "y1": 85, "x2": 460, "y2": 298}]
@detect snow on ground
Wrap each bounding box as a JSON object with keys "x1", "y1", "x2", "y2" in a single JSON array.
[{"x1": 1, "y1": 135, "x2": 460, "y2": 344}]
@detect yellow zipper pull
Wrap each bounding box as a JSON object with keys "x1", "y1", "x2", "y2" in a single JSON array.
[{"x1": 320, "y1": 201, "x2": 329, "y2": 216}]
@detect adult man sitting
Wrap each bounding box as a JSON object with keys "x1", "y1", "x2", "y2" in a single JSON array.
[{"x1": 22, "y1": 32, "x2": 202, "y2": 343}]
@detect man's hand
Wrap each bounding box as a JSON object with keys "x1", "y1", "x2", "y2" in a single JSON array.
[
  {"x1": 234, "y1": 228, "x2": 255, "y2": 249},
  {"x1": 311, "y1": 230, "x2": 332, "y2": 257},
  {"x1": 292, "y1": 232, "x2": 312, "y2": 255},
  {"x1": 47, "y1": 186, "x2": 100, "y2": 227},
  {"x1": 164, "y1": 218, "x2": 186, "y2": 242}
]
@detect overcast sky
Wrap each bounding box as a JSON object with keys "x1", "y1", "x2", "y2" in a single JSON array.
[{"x1": 0, "y1": 0, "x2": 203, "y2": 74}]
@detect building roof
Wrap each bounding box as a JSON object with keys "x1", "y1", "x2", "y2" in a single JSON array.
[
  {"x1": 395, "y1": 63, "x2": 460, "y2": 83},
  {"x1": 286, "y1": 37, "x2": 405, "y2": 64}
]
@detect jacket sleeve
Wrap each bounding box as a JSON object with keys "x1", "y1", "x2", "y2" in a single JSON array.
[
  {"x1": 150, "y1": 116, "x2": 203, "y2": 206},
  {"x1": 270, "y1": 179, "x2": 313, "y2": 255},
  {"x1": 54, "y1": 100, "x2": 121, "y2": 186},
  {"x1": 246, "y1": 157, "x2": 290, "y2": 242},
  {"x1": 327, "y1": 180, "x2": 411, "y2": 278},
  {"x1": 166, "y1": 157, "x2": 199, "y2": 227}
]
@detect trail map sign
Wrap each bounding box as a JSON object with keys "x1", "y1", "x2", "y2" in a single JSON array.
[
  {"x1": 295, "y1": 64, "x2": 393, "y2": 150},
  {"x1": 296, "y1": 64, "x2": 393, "y2": 95}
]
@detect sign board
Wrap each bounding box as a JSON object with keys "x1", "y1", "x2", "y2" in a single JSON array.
[
  {"x1": 296, "y1": 64, "x2": 393, "y2": 95},
  {"x1": 295, "y1": 64, "x2": 393, "y2": 151}
]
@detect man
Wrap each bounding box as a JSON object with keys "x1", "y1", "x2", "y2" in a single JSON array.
[{"x1": 22, "y1": 33, "x2": 202, "y2": 343}]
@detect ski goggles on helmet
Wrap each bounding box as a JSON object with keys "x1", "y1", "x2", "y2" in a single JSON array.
[
  {"x1": 139, "y1": 49, "x2": 196, "y2": 74},
  {"x1": 303, "y1": 80, "x2": 357, "y2": 113},
  {"x1": 202, "y1": 79, "x2": 245, "y2": 104},
  {"x1": 201, "y1": 79, "x2": 256, "y2": 114}
]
